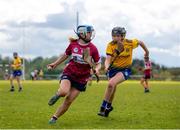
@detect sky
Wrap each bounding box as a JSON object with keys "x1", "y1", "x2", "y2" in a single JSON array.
[{"x1": 0, "y1": 0, "x2": 180, "y2": 67}]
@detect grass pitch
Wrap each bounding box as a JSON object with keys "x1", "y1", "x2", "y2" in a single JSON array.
[{"x1": 0, "y1": 80, "x2": 180, "y2": 129}]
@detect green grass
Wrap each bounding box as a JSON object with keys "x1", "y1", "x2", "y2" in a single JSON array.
[{"x1": 0, "y1": 80, "x2": 180, "y2": 129}]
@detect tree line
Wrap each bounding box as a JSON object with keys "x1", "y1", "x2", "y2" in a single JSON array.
[{"x1": 0, "y1": 55, "x2": 179, "y2": 80}]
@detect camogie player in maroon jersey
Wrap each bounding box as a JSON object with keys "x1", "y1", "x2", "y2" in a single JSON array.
[
  {"x1": 47, "y1": 25, "x2": 101, "y2": 124},
  {"x1": 140, "y1": 56, "x2": 152, "y2": 93}
]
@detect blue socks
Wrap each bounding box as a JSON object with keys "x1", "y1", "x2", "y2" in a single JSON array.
[{"x1": 101, "y1": 100, "x2": 112, "y2": 109}]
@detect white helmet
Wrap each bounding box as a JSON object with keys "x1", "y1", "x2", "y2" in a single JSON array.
[{"x1": 76, "y1": 25, "x2": 95, "y2": 43}]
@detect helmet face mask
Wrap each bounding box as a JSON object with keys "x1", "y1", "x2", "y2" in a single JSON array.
[
  {"x1": 112, "y1": 27, "x2": 126, "y2": 37},
  {"x1": 77, "y1": 25, "x2": 95, "y2": 43},
  {"x1": 112, "y1": 33, "x2": 125, "y2": 37},
  {"x1": 111, "y1": 27, "x2": 126, "y2": 43}
]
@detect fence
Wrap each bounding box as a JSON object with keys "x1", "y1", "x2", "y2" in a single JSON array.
[
  {"x1": 0, "y1": 73, "x2": 180, "y2": 81},
  {"x1": 43, "y1": 74, "x2": 180, "y2": 81}
]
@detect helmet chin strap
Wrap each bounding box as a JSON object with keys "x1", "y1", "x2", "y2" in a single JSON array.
[
  {"x1": 74, "y1": 30, "x2": 91, "y2": 44},
  {"x1": 78, "y1": 34, "x2": 91, "y2": 44}
]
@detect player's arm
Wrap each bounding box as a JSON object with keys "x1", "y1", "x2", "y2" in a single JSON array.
[
  {"x1": 47, "y1": 43, "x2": 72, "y2": 69},
  {"x1": 105, "y1": 42, "x2": 114, "y2": 72},
  {"x1": 94, "y1": 62, "x2": 101, "y2": 75},
  {"x1": 47, "y1": 54, "x2": 69, "y2": 69},
  {"x1": 105, "y1": 55, "x2": 111, "y2": 72},
  {"x1": 138, "y1": 41, "x2": 149, "y2": 57}
]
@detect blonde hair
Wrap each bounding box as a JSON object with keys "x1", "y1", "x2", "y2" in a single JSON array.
[
  {"x1": 68, "y1": 34, "x2": 79, "y2": 42},
  {"x1": 68, "y1": 37, "x2": 78, "y2": 42}
]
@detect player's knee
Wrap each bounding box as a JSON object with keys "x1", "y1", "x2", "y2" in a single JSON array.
[
  {"x1": 59, "y1": 91, "x2": 67, "y2": 97},
  {"x1": 140, "y1": 78, "x2": 144, "y2": 83},
  {"x1": 108, "y1": 82, "x2": 116, "y2": 89},
  {"x1": 58, "y1": 88, "x2": 69, "y2": 97}
]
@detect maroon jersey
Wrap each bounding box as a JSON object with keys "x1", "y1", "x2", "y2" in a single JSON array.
[
  {"x1": 63, "y1": 41, "x2": 100, "y2": 84},
  {"x1": 144, "y1": 61, "x2": 151, "y2": 79}
]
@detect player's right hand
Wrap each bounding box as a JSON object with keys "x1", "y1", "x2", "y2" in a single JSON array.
[{"x1": 104, "y1": 65, "x2": 109, "y2": 74}]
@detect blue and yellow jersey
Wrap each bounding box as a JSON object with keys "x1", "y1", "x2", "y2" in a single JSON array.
[
  {"x1": 106, "y1": 38, "x2": 139, "y2": 68},
  {"x1": 12, "y1": 57, "x2": 22, "y2": 70}
]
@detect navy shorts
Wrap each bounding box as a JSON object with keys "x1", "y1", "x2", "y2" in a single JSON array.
[
  {"x1": 60, "y1": 75, "x2": 87, "y2": 92},
  {"x1": 107, "y1": 67, "x2": 131, "y2": 80},
  {"x1": 12, "y1": 70, "x2": 22, "y2": 77}
]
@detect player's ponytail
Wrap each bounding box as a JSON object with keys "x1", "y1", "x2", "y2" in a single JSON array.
[{"x1": 68, "y1": 36, "x2": 78, "y2": 42}]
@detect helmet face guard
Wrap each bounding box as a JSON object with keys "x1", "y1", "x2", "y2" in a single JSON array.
[
  {"x1": 112, "y1": 27, "x2": 126, "y2": 37},
  {"x1": 76, "y1": 25, "x2": 95, "y2": 43}
]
